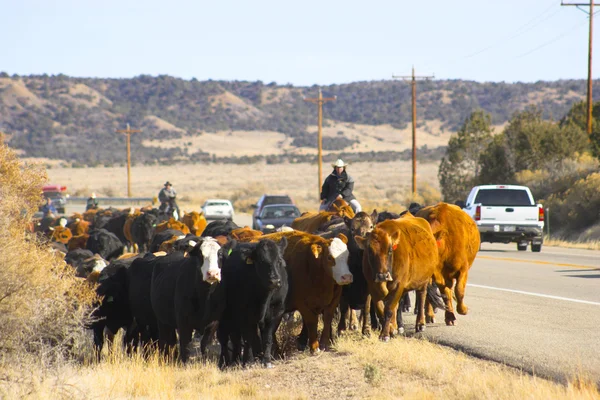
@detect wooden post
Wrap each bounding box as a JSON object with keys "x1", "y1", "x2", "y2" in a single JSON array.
[
  {"x1": 115, "y1": 123, "x2": 141, "y2": 198},
  {"x1": 304, "y1": 89, "x2": 337, "y2": 198}
]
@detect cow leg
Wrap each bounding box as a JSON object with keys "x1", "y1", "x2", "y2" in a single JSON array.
[
  {"x1": 425, "y1": 295, "x2": 436, "y2": 324},
  {"x1": 301, "y1": 311, "x2": 320, "y2": 353},
  {"x1": 217, "y1": 323, "x2": 231, "y2": 369},
  {"x1": 231, "y1": 329, "x2": 242, "y2": 366},
  {"x1": 200, "y1": 322, "x2": 218, "y2": 359},
  {"x1": 261, "y1": 312, "x2": 283, "y2": 368},
  {"x1": 349, "y1": 309, "x2": 358, "y2": 331},
  {"x1": 319, "y1": 307, "x2": 336, "y2": 351},
  {"x1": 400, "y1": 291, "x2": 411, "y2": 313},
  {"x1": 455, "y1": 269, "x2": 469, "y2": 315},
  {"x1": 157, "y1": 322, "x2": 177, "y2": 360},
  {"x1": 414, "y1": 285, "x2": 427, "y2": 332},
  {"x1": 361, "y1": 294, "x2": 371, "y2": 336},
  {"x1": 92, "y1": 324, "x2": 105, "y2": 362},
  {"x1": 442, "y1": 276, "x2": 457, "y2": 326},
  {"x1": 337, "y1": 297, "x2": 349, "y2": 335},
  {"x1": 178, "y1": 326, "x2": 193, "y2": 364},
  {"x1": 381, "y1": 285, "x2": 403, "y2": 341}
]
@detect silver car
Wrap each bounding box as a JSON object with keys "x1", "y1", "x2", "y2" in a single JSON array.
[{"x1": 202, "y1": 199, "x2": 234, "y2": 221}]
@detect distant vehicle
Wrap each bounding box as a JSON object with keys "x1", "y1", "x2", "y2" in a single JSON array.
[
  {"x1": 462, "y1": 185, "x2": 544, "y2": 252},
  {"x1": 202, "y1": 199, "x2": 234, "y2": 221},
  {"x1": 254, "y1": 204, "x2": 301, "y2": 233},
  {"x1": 41, "y1": 184, "x2": 68, "y2": 214},
  {"x1": 252, "y1": 195, "x2": 294, "y2": 229}
]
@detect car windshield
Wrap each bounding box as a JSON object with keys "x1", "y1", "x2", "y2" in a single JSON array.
[
  {"x1": 262, "y1": 196, "x2": 292, "y2": 207},
  {"x1": 260, "y1": 205, "x2": 300, "y2": 219},
  {"x1": 206, "y1": 202, "x2": 230, "y2": 207},
  {"x1": 474, "y1": 189, "x2": 533, "y2": 206}
]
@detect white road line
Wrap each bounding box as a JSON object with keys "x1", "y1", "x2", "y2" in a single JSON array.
[{"x1": 468, "y1": 283, "x2": 600, "y2": 306}]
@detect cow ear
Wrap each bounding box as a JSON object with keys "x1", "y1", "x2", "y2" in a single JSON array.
[
  {"x1": 311, "y1": 244, "x2": 322, "y2": 259},
  {"x1": 429, "y1": 219, "x2": 442, "y2": 234},
  {"x1": 188, "y1": 241, "x2": 202, "y2": 257},
  {"x1": 336, "y1": 233, "x2": 348, "y2": 245},
  {"x1": 277, "y1": 237, "x2": 288, "y2": 254},
  {"x1": 370, "y1": 209, "x2": 378, "y2": 223},
  {"x1": 354, "y1": 236, "x2": 367, "y2": 250},
  {"x1": 221, "y1": 239, "x2": 238, "y2": 259}
]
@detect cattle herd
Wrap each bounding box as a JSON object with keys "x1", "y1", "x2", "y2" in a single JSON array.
[{"x1": 33, "y1": 199, "x2": 480, "y2": 368}]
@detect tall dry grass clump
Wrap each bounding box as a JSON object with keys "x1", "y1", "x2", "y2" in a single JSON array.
[{"x1": 0, "y1": 140, "x2": 96, "y2": 364}]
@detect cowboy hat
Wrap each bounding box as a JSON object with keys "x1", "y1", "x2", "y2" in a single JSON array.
[
  {"x1": 331, "y1": 159, "x2": 348, "y2": 168},
  {"x1": 164, "y1": 181, "x2": 172, "y2": 186}
]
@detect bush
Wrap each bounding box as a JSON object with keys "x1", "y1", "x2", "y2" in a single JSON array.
[{"x1": 0, "y1": 140, "x2": 96, "y2": 363}]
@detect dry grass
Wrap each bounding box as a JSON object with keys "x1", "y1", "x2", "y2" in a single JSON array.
[
  {"x1": 1, "y1": 333, "x2": 598, "y2": 400},
  {"x1": 544, "y1": 237, "x2": 600, "y2": 251},
  {"x1": 46, "y1": 160, "x2": 442, "y2": 214}
]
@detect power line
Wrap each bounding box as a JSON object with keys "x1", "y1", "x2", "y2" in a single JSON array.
[{"x1": 515, "y1": 18, "x2": 588, "y2": 58}]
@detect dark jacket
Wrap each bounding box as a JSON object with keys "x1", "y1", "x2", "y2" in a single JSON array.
[
  {"x1": 86, "y1": 197, "x2": 99, "y2": 211},
  {"x1": 320, "y1": 169, "x2": 356, "y2": 203},
  {"x1": 41, "y1": 203, "x2": 57, "y2": 216}
]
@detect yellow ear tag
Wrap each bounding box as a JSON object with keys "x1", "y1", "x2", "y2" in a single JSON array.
[{"x1": 246, "y1": 258, "x2": 253, "y2": 264}]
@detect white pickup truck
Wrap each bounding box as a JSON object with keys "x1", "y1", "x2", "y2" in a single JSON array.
[{"x1": 462, "y1": 185, "x2": 545, "y2": 252}]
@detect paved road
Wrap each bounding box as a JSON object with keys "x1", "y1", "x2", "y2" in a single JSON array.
[
  {"x1": 402, "y1": 243, "x2": 600, "y2": 385},
  {"x1": 67, "y1": 204, "x2": 599, "y2": 383}
]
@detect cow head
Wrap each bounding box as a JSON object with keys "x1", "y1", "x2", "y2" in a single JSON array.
[
  {"x1": 355, "y1": 227, "x2": 396, "y2": 283},
  {"x1": 190, "y1": 237, "x2": 222, "y2": 284},
  {"x1": 240, "y1": 238, "x2": 288, "y2": 290},
  {"x1": 344, "y1": 211, "x2": 376, "y2": 238},
  {"x1": 318, "y1": 234, "x2": 353, "y2": 285}
]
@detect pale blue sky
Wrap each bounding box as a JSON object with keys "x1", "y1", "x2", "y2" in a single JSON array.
[{"x1": 2, "y1": 0, "x2": 596, "y2": 85}]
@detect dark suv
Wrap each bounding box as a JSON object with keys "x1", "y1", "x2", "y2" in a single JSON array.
[{"x1": 252, "y1": 195, "x2": 294, "y2": 230}]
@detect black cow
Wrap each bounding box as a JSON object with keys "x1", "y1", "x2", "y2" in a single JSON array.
[
  {"x1": 89, "y1": 256, "x2": 139, "y2": 360},
  {"x1": 103, "y1": 210, "x2": 130, "y2": 245},
  {"x1": 201, "y1": 219, "x2": 239, "y2": 238},
  {"x1": 217, "y1": 238, "x2": 288, "y2": 368},
  {"x1": 86, "y1": 229, "x2": 125, "y2": 261},
  {"x1": 131, "y1": 213, "x2": 158, "y2": 253},
  {"x1": 149, "y1": 229, "x2": 184, "y2": 252},
  {"x1": 150, "y1": 237, "x2": 223, "y2": 362},
  {"x1": 127, "y1": 253, "x2": 163, "y2": 354}
]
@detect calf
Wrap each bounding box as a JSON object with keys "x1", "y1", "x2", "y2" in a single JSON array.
[
  {"x1": 131, "y1": 212, "x2": 158, "y2": 253},
  {"x1": 218, "y1": 238, "x2": 288, "y2": 368}
]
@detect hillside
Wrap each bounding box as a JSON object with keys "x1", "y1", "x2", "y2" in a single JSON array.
[{"x1": 0, "y1": 73, "x2": 597, "y2": 164}]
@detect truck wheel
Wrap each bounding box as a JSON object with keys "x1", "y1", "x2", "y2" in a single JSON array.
[
  {"x1": 531, "y1": 243, "x2": 542, "y2": 252},
  {"x1": 517, "y1": 242, "x2": 528, "y2": 251}
]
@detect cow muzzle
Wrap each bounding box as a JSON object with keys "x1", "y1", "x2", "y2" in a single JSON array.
[
  {"x1": 339, "y1": 273, "x2": 353, "y2": 285},
  {"x1": 375, "y1": 272, "x2": 393, "y2": 282},
  {"x1": 205, "y1": 270, "x2": 221, "y2": 284}
]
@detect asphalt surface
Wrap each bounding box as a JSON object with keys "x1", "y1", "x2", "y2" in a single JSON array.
[
  {"x1": 67, "y1": 204, "x2": 599, "y2": 384},
  {"x1": 402, "y1": 243, "x2": 600, "y2": 385}
]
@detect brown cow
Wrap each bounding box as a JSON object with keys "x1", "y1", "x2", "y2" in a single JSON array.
[
  {"x1": 50, "y1": 226, "x2": 73, "y2": 244},
  {"x1": 68, "y1": 218, "x2": 90, "y2": 236},
  {"x1": 68, "y1": 233, "x2": 90, "y2": 251},
  {"x1": 229, "y1": 227, "x2": 263, "y2": 241},
  {"x1": 155, "y1": 218, "x2": 191, "y2": 235},
  {"x1": 123, "y1": 211, "x2": 141, "y2": 252},
  {"x1": 181, "y1": 211, "x2": 208, "y2": 236},
  {"x1": 356, "y1": 216, "x2": 439, "y2": 341},
  {"x1": 326, "y1": 198, "x2": 355, "y2": 219},
  {"x1": 82, "y1": 209, "x2": 100, "y2": 223},
  {"x1": 252, "y1": 231, "x2": 353, "y2": 352},
  {"x1": 416, "y1": 202, "x2": 480, "y2": 325}
]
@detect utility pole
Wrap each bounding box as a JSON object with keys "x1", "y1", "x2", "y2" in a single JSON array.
[
  {"x1": 562, "y1": 1, "x2": 600, "y2": 135},
  {"x1": 304, "y1": 89, "x2": 337, "y2": 198},
  {"x1": 392, "y1": 67, "x2": 434, "y2": 196},
  {"x1": 115, "y1": 123, "x2": 141, "y2": 198}
]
